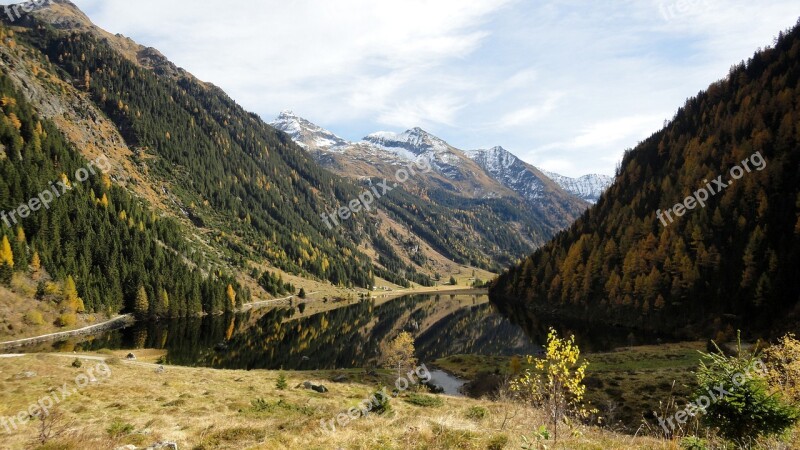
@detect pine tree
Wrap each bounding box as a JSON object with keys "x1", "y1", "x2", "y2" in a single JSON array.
[
  {"x1": 134, "y1": 285, "x2": 149, "y2": 317},
  {"x1": 276, "y1": 373, "x2": 288, "y2": 390},
  {"x1": 158, "y1": 288, "x2": 169, "y2": 317}
]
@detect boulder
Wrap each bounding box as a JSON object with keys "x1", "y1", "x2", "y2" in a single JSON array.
[
  {"x1": 332, "y1": 374, "x2": 348, "y2": 382},
  {"x1": 311, "y1": 384, "x2": 328, "y2": 393},
  {"x1": 126, "y1": 353, "x2": 136, "y2": 360},
  {"x1": 146, "y1": 443, "x2": 178, "y2": 450}
]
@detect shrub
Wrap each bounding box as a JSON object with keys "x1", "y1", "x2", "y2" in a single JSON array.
[
  {"x1": 55, "y1": 313, "x2": 76, "y2": 328},
  {"x1": 106, "y1": 418, "x2": 134, "y2": 438},
  {"x1": 512, "y1": 328, "x2": 595, "y2": 443},
  {"x1": 680, "y1": 436, "x2": 709, "y2": 450},
  {"x1": 696, "y1": 337, "x2": 799, "y2": 445},
  {"x1": 763, "y1": 333, "x2": 800, "y2": 403},
  {"x1": 23, "y1": 310, "x2": 44, "y2": 326},
  {"x1": 71, "y1": 358, "x2": 82, "y2": 368},
  {"x1": 466, "y1": 405, "x2": 488, "y2": 420},
  {"x1": 370, "y1": 389, "x2": 392, "y2": 415},
  {"x1": 404, "y1": 393, "x2": 444, "y2": 407},
  {"x1": 249, "y1": 398, "x2": 313, "y2": 415},
  {"x1": 487, "y1": 434, "x2": 509, "y2": 450}
]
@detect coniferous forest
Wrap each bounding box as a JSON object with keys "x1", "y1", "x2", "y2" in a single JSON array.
[
  {"x1": 491, "y1": 22, "x2": 800, "y2": 338},
  {"x1": 0, "y1": 67, "x2": 249, "y2": 317}
]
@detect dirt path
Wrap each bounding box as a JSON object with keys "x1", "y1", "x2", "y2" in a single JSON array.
[{"x1": 0, "y1": 314, "x2": 135, "y2": 351}]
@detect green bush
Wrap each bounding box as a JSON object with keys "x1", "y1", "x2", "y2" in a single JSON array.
[
  {"x1": 404, "y1": 393, "x2": 444, "y2": 407},
  {"x1": 696, "y1": 339, "x2": 799, "y2": 445},
  {"x1": 106, "y1": 418, "x2": 134, "y2": 438},
  {"x1": 370, "y1": 389, "x2": 392, "y2": 415},
  {"x1": 680, "y1": 436, "x2": 709, "y2": 450},
  {"x1": 249, "y1": 398, "x2": 313, "y2": 415},
  {"x1": 465, "y1": 405, "x2": 488, "y2": 420}
]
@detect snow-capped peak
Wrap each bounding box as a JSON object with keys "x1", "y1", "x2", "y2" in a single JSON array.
[
  {"x1": 465, "y1": 146, "x2": 521, "y2": 175},
  {"x1": 542, "y1": 171, "x2": 613, "y2": 204},
  {"x1": 363, "y1": 127, "x2": 452, "y2": 158},
  {"x1": 269, "y1": 111, "x2": 349, "y2": 151}
]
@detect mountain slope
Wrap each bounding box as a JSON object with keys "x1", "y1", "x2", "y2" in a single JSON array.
[
  {"x1": 491, "y1": 21, "x2": 800, "y2": 338},
  {"x1": 465, "y1": 146, "x2": 592, "y2": 229},
  {"x1": 271, "y1": 112, "x2": 589, "y2": 236},
  {"x1": 0, "y1": 0, "x2": 545, "y2": 299},
  {"x1": 540, "y1": 170, "x2": 613, "y2": 204}
]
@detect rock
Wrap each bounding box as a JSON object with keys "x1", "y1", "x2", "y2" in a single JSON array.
[
  {"x1": 126, "y1": 353, "x2": 136, "y2": 360},
  {"x1": 332, "y1": 374, "x2": 348, "y2": 382},
  {"x1": 155, "y1": 365, "x2": 165, "y2": 374},
  {"x1": 214, "y1": 342, "x2": 228, "y2": 352},
  {"x1": 14, "y1": 371, "x2": 36, "y2": 380},
  {"x1": 423, "y1": 382, "x2": 444, "y2": 394},
  {"x1": 301, "y1": 356, "x2": 310, "y2": 361},
  {"x1": 114, "y1": 446, "x2": 136, "y2": 450},
  {"x1": 300, "y1": 381, "x2": 328, "y2": 393},
  {"x1": 145, "y1": 442, "x2": 179, "y2": 450}
]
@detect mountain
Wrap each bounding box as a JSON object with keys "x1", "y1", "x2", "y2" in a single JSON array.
[
  {"x1": 270, "y1": 112, "x2": 589, "y2": 232},
  {"x1": 541, "y1": 171, "x2": 613, "y2": 204},
  {"x1": 490, "y1": 22, "x2": 800, "y2": 338},
  {"x1": 271, "y1": 110, "x2": 349, "y2": 151},
  {"x1": 465, "y1": 146, "x2": 592, "y2": 229},
  {"x1": 0, "y1": 0, "x2": 580, "y2": 314}
]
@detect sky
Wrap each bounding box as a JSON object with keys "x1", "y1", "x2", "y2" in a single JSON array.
[{"x1": 36, "y1": 1, "x2": 800, "y2": 176}]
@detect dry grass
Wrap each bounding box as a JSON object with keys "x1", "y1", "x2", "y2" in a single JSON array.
[
  {"x1": 0, "y1": 275, "x2": 111, "y2": 342},
  {"x1": 0, "y1": 353, "x2": 683, "y2": 450}
]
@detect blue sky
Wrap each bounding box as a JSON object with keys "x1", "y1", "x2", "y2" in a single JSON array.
[{"x1": 49, "y1": 1, "x2": 800, "y2": 176}]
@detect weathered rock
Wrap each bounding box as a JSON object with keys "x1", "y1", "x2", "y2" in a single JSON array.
[
  {"x1": 14, "y1": 371, "x2": 36, "y2": 380},
  {"x1": 332, "y1": 374, "x2": 348, "y2": 382},
  {"x1": 311, "y1": 384, "x2": 328, "y2": 393},
  {"x1": 126, "y1": 353, "x2": 136, "y2": 360},
  {"x1": 145, "y1": 442, "x2": 178, "y2": 450}
]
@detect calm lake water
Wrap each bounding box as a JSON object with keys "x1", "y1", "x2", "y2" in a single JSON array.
[{"x1": 18, "y1": 294, "x2": 669, "y2": 370}]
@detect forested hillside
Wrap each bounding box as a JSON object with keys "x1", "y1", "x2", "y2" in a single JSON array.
[
  {"x1": 0, "y1": 51, "x2": 249, "y2": 317},
  {"x1": 491, "y1": 21, "x2": 800, "y2": 338}
]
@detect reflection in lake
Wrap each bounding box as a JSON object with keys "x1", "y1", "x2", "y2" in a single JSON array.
[{"x1": 23, "y1": 294, "x2": 539, "y2": 370}]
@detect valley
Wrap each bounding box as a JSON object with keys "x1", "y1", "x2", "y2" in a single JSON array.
[{"x1": 0, "y1": 1, "x2": 799, "y2": 449}]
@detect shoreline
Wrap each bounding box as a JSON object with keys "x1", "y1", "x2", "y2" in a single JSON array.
[{"x1": 0, "y1": 314, "x2": 135, "y2": 351}]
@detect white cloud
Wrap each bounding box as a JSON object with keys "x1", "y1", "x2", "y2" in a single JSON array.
[{"x1": 67, "y1": 0, "x2": 800, "y2": 177}]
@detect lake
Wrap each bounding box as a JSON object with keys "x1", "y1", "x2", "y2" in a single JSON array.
[{"x1": 17, "y1": 293, "x2": 670, "y2": 371}]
